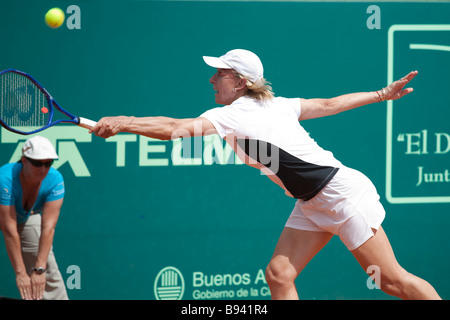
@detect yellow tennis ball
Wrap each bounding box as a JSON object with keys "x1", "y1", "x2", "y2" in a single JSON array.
[{"x1": 45, "y1": 8, "x2": 65, "y2": 29}]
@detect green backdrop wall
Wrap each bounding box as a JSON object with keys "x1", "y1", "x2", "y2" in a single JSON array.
[{"x1": 1, "y1": 0, "x2": 449, "y2": 300}]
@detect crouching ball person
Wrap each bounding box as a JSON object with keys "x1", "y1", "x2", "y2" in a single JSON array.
[
  {"x1": 91, "y1": 49, "x2": 440, "y2": 300},
  {"x1": 0, "y1": 136, "x2": 68, "y2": 300}
]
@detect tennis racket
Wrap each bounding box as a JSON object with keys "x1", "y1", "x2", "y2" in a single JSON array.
[{"x1": 0, "y1": 69, "x2": 97, "y2": 135}]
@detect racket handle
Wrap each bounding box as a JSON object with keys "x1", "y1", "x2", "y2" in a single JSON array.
[{"x1": 78, "y1": 117, "x2": 97, "y2": 130}]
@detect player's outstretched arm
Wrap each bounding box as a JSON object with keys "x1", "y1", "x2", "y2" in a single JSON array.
[
  {"x1": 299, "y1": 70, "x2": 418, "y2": 121},
  {"x1": 90, "y1": 116, "x2": 217, "y2": 140}
]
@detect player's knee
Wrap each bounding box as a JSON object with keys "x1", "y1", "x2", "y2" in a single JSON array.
[
  {"x1": 378, "y1": 269, "x2": 414, "y2": 298},
  {"x1": 265, "y1": 260, "x2": 297, "y2": 289},
  {"x1": 379, "y1": 277, "x2": 403, "y2": 297}
]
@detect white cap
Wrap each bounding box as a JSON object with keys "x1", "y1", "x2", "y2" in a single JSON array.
[
  {"x1": 203, "y1": 49, "x2": 264, "y2": 83},
  {"x1": 22, "y1": 136, "x2": 58, "y2": 160}
]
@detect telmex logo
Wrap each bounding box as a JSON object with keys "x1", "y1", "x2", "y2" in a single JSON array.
[
  {"x1": 1, "y1": 126, "x2": 243, "y2": 177},
  {"x1": 154, "y1": 266, "x2": 185, "y2": 300}
]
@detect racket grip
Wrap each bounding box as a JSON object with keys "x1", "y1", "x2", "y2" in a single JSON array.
[{"x1": 78, "y1": 117, "x2": 97, "y2": 130}]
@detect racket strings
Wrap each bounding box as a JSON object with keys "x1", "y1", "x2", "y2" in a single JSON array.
[{"x1": 0, "y1": 71, "x2": 50, "y2": 133}]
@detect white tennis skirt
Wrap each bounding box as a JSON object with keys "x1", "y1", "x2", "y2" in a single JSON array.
[{"x1": 285, "y1": 166, "x2": 386, "y2": 251}]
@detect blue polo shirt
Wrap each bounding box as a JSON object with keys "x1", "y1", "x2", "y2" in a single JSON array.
[{"x1": 0, "y1": 162, "x2": 65, "y2": 224}]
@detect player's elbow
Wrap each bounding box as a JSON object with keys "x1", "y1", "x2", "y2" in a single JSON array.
[
  {"x1": 169, "y1": 118, "x2": 196, "y2": 140},
  {"x1": 321, "y1": 97, "x2": 341, "y2": 116},
  {"x1": 150, "y1": 117, "x2": 179, "y2": 140},
  {"x1": 156, "y1": 118, "x2": 198, "y2": 140}
]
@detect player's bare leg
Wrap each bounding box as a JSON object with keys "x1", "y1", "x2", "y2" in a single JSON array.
[
  {"x1": 265, "y1": 228, "x2": 333, "y2": 300},
  {"x1": 352, "y1": 226, "x2": 441, "y2": 300}
]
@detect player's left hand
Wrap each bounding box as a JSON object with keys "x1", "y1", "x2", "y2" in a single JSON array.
[{"x1": 382, "y1": 70, "x2": 418, "y2": 101}]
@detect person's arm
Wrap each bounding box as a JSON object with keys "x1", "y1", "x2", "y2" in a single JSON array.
[
  {"x1": 90, "y1": 116, "x2": 217, "y2": 140},
  {"x1": 31, "y1": 198, "x2": 64, "y2": 300},
  {"x1": 299, "y1": 70, "x2": 418, "y2": 121},
  {"x1": 0, "y1": 204, "x2": 33, "y2": 300}
]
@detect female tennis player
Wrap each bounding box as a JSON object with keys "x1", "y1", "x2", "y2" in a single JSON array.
[{"x1": 91, "y1": 49, "x2": 440, "y2": 300}]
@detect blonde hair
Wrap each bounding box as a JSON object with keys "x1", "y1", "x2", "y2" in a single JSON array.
[{"x1": 232, "y1": 71, "x2": 274, "y2": 101}]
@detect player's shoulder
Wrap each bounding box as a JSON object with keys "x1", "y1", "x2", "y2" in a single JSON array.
[{"x1": 273, "y1": 96, "x2": 300, "y2": 105}]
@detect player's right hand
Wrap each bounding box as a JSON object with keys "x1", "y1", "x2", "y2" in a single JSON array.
[{"x1": 90, "y1": 116, "x2": 130, "y2": 139}]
